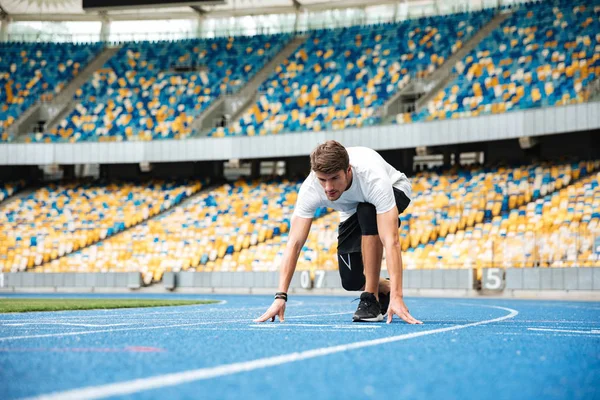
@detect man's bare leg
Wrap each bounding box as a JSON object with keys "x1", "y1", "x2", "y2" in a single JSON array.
[
  {"x1": 362, "y1": 234, "x2": 383, "y2": 300},
  {"x1": 360, "y1": 278, "x2": 391, "y2": 293},
  {"x1": 379, "y1": 277, "x2": 391, "y2": 294}
]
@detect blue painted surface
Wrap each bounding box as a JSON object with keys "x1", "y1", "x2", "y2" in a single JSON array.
[{"x1": 0, "y1": 294, "x2": 598, "y2": 400}]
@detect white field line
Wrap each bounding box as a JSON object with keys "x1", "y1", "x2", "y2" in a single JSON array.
[
  {"x1": 527, "y1": 328, "x2": 600, "y2": 334},
  {"x1": 3, "y1": 322, "x2": 132, "y2": 327}
]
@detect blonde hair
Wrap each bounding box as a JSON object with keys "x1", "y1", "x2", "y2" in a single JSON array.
[{"x1": 310, "y1": 140, "x2": 349, "y2": 174}]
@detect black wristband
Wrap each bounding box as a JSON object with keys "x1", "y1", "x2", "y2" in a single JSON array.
[{"x1": 274, "y1": 292, "x2": 288, "y2": 302}]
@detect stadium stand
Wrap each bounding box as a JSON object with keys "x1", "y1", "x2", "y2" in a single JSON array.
[
  {"x1": 1, "y1": 1, "x2": 599, "y2": 288},
  {"x1": 211, "y1": 9, "x2": 495, "y2": 137},
  {"x1": 41, "y1": 179, "x2": 328, "y2": 284},
  {"x1": 33, "y1": 160, "x2": 598, "y2": 278},
  {"x1": 401, "y1": 0, "x2": 600, "y2": 123},
  {"x1": 0, "y1": 180, "x2": 202, "y2": 273},
  {"x1": 388, "y1": 161, "x2": 600, "y2": 269},
  {"x1": 399, "y1": 160, "x2": 592, "y2": 249},
  {"x1": 6, "y1": 2, "x2": 596, "y2": 142},
  {"x1": 27, "y1": 35, "x2": 290, "y2": 143},
  {"x1": 4, "y1": 159, "x2": 597, "y2": 279},
  {"x1": 403, "y1": 165, "x2": 600, "y2": 270},
  {"x1": 0, "y1": 42, "x2": 104, "y2": 142},
  {"x1": 213, "y1": 211, "x2": 339, "y2": 273},
  {"x1": 206, "y1": 160, "x2": 600, "y2": 274},
  {"x1": 92, "y1": 159, "x2": 592, "y2": 277}
]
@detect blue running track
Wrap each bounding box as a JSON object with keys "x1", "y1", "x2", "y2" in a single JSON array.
[{"x1": 0, "y1": 293, "x2": 598, "y2": 400}]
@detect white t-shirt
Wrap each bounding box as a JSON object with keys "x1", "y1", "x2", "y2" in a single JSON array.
[{"x1": 293, "y1": 147, "x2": 412, "y2": 222}]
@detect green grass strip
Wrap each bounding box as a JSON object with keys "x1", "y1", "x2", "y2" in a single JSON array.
[{"x1": 0, "y1": 298, "x2": 218, "y2": 313}]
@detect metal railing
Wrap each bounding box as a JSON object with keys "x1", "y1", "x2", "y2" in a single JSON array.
[
  {"x1": 304, "y1": 231, "x2": 600, "y2": 271},
  {"x1": 1, "y1": 1, "x2": 540, "y2": 44}
]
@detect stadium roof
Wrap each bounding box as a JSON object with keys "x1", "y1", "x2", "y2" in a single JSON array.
[{"x1": 0, "y1": 0, "x2": 411, "y2": 21}]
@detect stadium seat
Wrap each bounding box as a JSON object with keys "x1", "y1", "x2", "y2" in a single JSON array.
[
  {"x1": 0, "y1": 42, "x2": 104, "y2": 142},
  {"x1": 411, "y1": 0, "x2": 600, "y2": 123},
  {"x1": 29, "y1": 35, "x2": 290, "y2": 143},
  {"x1": 48, "y1": 179, "x2": 327, "y2": 284},
  {"x1": 210, "y1": 9, "x2": 494, "y2": 137},
  {"x1": 398, "y1": 161, "x2": 600, "y2": 270},
  {"x1": 0, "y1": 180, "x2": 202, "y2": 273},
  {"x1": 6, "y1": 160, "x2": 599, "y2": 280}
]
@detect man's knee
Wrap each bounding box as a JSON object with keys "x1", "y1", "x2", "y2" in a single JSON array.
[
  {"x1": 341, "y1": 275, "x2": 365, "y2": 292},
  {"x1": 338, "y1": 252, "x2": 366, "y2": 291},
  {"x1": 356, "y1": 202, "x2": 378, "y2": 236}
]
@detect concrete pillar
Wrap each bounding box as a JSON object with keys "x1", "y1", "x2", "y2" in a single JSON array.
[
  {"x1": 294, "y1": 10, "x2": 300, "y2": 33},
  {"x1": 443, "y1": 151, "x2": 451, "y2": 167},
  {"x1": 61, "y1": 165, "x2": 75, "y2": 180},
  {"x1": 212, "y1": 160, "x2": 224, "y2": 180},
  {"x1": 403, "y1": 149, "x2": 414, "y2": 175},
  {"x1": 591, "y1": 130, "x2": 600, "y2": 159},
  {"x1": 100, "y1": 18, "x2": 111, "y2": 43},
  {"x1": 0, "y1": 17, "x2": 9, "y2": 42},
  {"x1": 196, "y1": 15, "x2": 205, "y2": 38},
  {"x1": 250, "y1": 160, "x2": 261, "y2": 179}
]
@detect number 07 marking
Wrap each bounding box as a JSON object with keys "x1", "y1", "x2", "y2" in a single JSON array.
[
  {"x1": 314, "y1": 271, "x2": 325, "y2": 289},
  {"x1": 300, "y1": 271, "x2": 311, "y2": 289},
  {"x1": 299, "y1": 271, "x2": 325, "y2": 289}
]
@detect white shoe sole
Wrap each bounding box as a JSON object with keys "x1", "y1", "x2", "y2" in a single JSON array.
[{"x1": 352, "y1": 313, "x2": 383, "y2": 322}]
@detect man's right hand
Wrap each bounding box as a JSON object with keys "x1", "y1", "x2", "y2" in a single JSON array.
[{"x1": 253, "y1": 299, "x2": 286, "y2": 322}]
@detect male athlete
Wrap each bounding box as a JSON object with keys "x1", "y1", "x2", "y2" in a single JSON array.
[{"x1": 255, "y1": 140, "x2": 422, "y2": 324}]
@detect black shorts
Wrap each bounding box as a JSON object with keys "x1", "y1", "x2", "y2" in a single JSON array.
[{"x1": 337, "y1": 188, "x2": 411, "y2": 291}]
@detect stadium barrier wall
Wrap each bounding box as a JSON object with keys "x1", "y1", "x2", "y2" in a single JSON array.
[
  {"x1": 505, "y1": 268, "x2": 600, "y2": 291},
  {"x1": 0, "y1": 272, "x2": 141, "y2": 290},
  {"x1": 163, "y1": 269, "x2": 476, "y2": 291},
  {"x1": 1, "y1": 269, "x2": 599, "y2": 294},
  {"x1": 1, "y1": 102, "x2": 598, "y2": 165}
]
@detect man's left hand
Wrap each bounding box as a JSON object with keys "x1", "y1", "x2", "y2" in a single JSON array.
[{"x1": 386, "y1": 295, "x2": 423, "y2": 324}]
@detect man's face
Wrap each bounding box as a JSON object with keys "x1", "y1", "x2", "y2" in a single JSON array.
[{"x1": 315, "y1": 168, "x2": 351, "y2": 201}]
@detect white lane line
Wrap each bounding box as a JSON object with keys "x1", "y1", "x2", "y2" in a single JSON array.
[
  {"x1": 0, "y1": 312, "x2": 350, "y2": 342},
  {"x1": 181, "y1": 328, "x2": 378, "y2": 333},
  {"x1": 22, "y1": 304, "x2": 518, "y2": 400},
  {"x1": 3, "y1": 323, "x2": 132, "y2": 327},
  {"x1": 490, "y1": 332, "x2": 600, "y2": 338},
  {"x1": 511, "y1": 320, "x2": 599, "y2": 324},
  {"x1": 527, "y1": 303, "x2": 600, "y2": 311},
  {"x1": 0, "y1": 321, "x2": 239, "y2": 342},
  {"x1": 283, "y1": 312, "x2": 351, "y2": 319},
  {"x1": 248, "y1": 323, "x2": 379, "y2": 329},
  {"x1": 0, "y1": 300, "x2": 320, "y2": 322},
  {"x1": 527, "y1": 328, "x2": 600, "y2": 334},
  {"x1": 526, "y1": 325, "x2": 600, "y2": 331}
]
